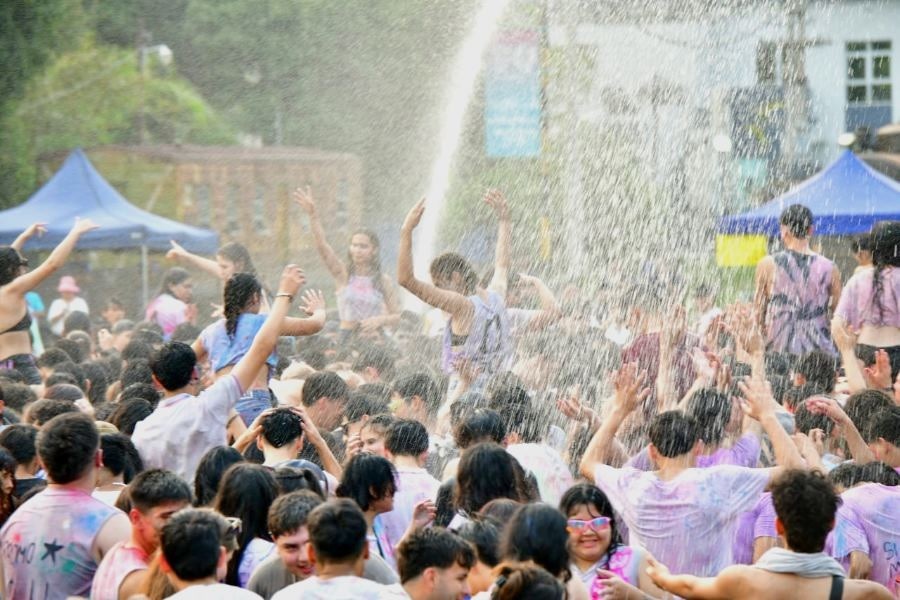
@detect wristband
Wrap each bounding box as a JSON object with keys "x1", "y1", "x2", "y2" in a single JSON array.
[{"x1": 275, "y1": 292, "x2": 294, "y2": 301}]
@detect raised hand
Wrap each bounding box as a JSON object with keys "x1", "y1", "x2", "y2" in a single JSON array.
[
  {"x1": 278, "y1": 265, "x2": 306, "y2": 297},
  {"x1": 645, "y1": 556, "x2": 674, "y2": 591},
  {"x1": 71, "y1": 217, "x2": 99, "y2": 235},
  {"x1": 805, "y1": 395, "x2": 850, "y2": 426},
  {"x1": 737, "y1": 376, "x2": 779, "y2": 421},
  {"x1": 166, "y1": 240, "x2": 188, "y2": 261},
  {"x1": 300, "y1": 289, "x2": 326, "y2": 315},
  {"x1": 483, "y1": 189, "x2": 509, "y2": 220},
  {"x1": 410, "y1": 499, "x2": 437, "y2": 529},
  {"x1": 292, "y1": 185, "x2": 317, "y2": 216},
  {"x1": 22, "y1": 223, "x2": 47, "y2": 240},
  {"x1": 401, "y1": 199, "x2": 426, "y2": 233},
  {"x1": 612, "y1": 362, "x2": 650, "y2": 415},
  {"x1": 864, "y1": 349, "x2": 893, "y2": 390},
  {"x1": 831, "y1": 318, "x2": 858, "y2": 352}
]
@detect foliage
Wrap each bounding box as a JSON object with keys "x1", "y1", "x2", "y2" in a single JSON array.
[{"x1": 0, "y1": 40, "x2": 233, "y2": 207}]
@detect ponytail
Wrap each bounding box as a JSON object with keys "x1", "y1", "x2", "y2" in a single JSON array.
[{"x1": 223, "y1": 273, "x2": 262, "y2": 338}]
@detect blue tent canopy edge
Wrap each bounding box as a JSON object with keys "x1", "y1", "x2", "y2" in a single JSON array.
[
  {"x1": 0, "y1": 148, "x2": 218, "y2": 253},
  {"x1": 718, "y1": 150, "x2": 900, "y2": 237}
]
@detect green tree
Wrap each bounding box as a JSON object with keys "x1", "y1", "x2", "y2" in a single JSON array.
[{"x1": 0, "y1": 39, "x2": 233, "y2": 207}]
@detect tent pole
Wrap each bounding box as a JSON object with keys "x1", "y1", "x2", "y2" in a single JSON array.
[{"x1": 141, "y1": 244, "x2": 149, "y2": 308}]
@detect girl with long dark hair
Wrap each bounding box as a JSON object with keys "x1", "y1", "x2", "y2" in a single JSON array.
[
  {"x1": 834, "y1": 221, "x2": 900, "y2": 380},
  {"x1": 145, "y1": 267, "x2": 195, "y2": 340},
  {"x1": 0, "y1": 219, "x2": 98, "y2": 385},
  {"x1": 293, "y1": 186, "x2": 401, "y2": 338},
  {"x1": 559, "y1": 483, "x2": 664, "y2": 598},
  {"x1": 192, "y1": 272, "x2": 326, "y2": 425}
]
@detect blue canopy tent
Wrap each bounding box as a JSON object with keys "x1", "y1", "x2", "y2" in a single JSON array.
[
  {"x1": 719, "y1": 150, "x2": 900, "y2": 237},
  {"x1": 0, "y1": 148, "x2": 218, "y2": 303}
]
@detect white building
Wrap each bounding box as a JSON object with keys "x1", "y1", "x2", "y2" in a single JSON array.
[{"x1": 548, "y1": 0, "x2": 898, "y2": 211}]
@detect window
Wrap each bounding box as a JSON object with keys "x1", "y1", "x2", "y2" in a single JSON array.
[{"x1": 846, "y1": 40, "x2": 892, "y2": 104}]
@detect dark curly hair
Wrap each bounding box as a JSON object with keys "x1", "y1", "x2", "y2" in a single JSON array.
[
  {"x1": 501, "y1": 503, "x2": 572, "y2": 582},
  {"x1": 455, "y1": 443, "x2": 526, "y2": 515},
  {"x1": 223, "y1": 273, "x2": 262, "y2": 339},
  {"x1": 559, "y1": 483, "x2": 623, "y2": 565},
  {"x1": 771, "y1": 469, "x2": 840, "y2": 553},
  {"x1": 347, "y1": 229, "x2": 387, "y2": 299},
  {"x1": 335, "y1": 453, "x2": 396, "y2": 513},
  {"x1": 218, "y1": 242, "x2": 257, "y2": 275},
  {"x1": 0, "y1": 247, "x2": 26, "y2": 286},
  {"x1": 868, "y1": 221, "x2": 900, "y2": 325}
]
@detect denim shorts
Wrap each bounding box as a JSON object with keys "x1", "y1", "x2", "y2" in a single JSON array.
[{"x1": 235, "y1": 388, "x2": 276, "y2": 427}]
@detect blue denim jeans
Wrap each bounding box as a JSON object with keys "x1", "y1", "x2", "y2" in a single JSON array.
[{"x1": 235, "y1": 389, "x2": 275, "y2": 427}]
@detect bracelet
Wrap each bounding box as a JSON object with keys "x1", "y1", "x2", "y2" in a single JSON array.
[{"x1": 275, "y1": 292, "x2": 294, "y2": 301}]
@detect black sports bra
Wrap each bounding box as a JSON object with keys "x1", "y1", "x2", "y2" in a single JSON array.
[{"x1": 0, "y1": 311, "x2": 32, "y2": 336}]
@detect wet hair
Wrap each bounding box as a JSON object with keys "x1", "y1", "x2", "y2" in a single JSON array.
[
  {"x1": 37, "y1": 413, "x2": 98, "y2": 484},
  {"x1": 52, "y1": 361, "x2": 86, "y2": 390},
  {"x1": 457, "y1": 519, "x2": 501, "y2": 567},
  {"x1": 0, "y1": 382, "x2": 36, "y2": 413},
  {"x1": 217, "y1": 242, "x2": 256, "y2": 275},
  {"x1": 157, "y1": 267, "x2": 191, "y2": 297},
  {"x1": 648, "y1": 411, "x2": 699, "y2": 458},
  {"x1": 160, "y1": 508, "x2": 231, "y2": 582},
  {"x1": 0, "y1": 368, "x2": 24, "y2": 384},
  {"x1": 0, "y1": 424, "x2": 38, "y2": 467},
  {"x1": 397, "y1": 526, "x2": 475, "y2": 584},
  {"x1": 214, "y1": 463, "x2": 280, "y2": 586},
  {"x1": 119, "y1": 382, "x2": 160, "y2": 409},
  {"x1": 361, "y1": 413, "x2": 396, "y2": 438},
  {"x1": 0, "y1": 446, "x2": 15, "y2": 477},
  {"x1": 301, "y1": 371, "x2": 349, "y2": 408},
  {"x1": 81, "y1": 361, "x2": 110, "y2": 405},
  {"x1": 193, "y1": 446, "x2": 244, "y2": 506},
  {"x1": 429, "y1": 252, "x2": 478, "y2": 294},
  {"x1": 356, "y1": 382, "x2": 392, "y2": 405},
  {"x1": 393, "y1": 373, "x2": 442, "y2": 419},
  {"x1": 771, "y1": 469, "x2": 840, "y2": 553},
  {"x1": 780, "y1": 204, "x2": 813, "y2": 238},
  {"x1": 45, "y1": 372, "x2": 78, "y2": 390},
  {"x1": 843, "y1": 390, "x2": 893, "y2": 441},
  {"x1": 120, "y1": 359, "x2": 153, "y2": 390},
  {"x1": 502, "y1": 503, "x2": 571, "y2": 582},
  {"x1": 352, "y1": 346, "x2": 395, "y2": 380},
  {"x1": 831, "y1": 461, "x2": 900, "y2": 489},
  {"x1": 36, "y1": 348, "x2": 71, "y2": 370},
  {"x1": 109, "y1": 399, "x2": 153, "y2": 437},
  {"x1": 63, "y1": 312, "x2": 92, "y2": 337},
  {"x1": 385, "y1": 419, "x2": 429, "y2": 456},
  {"x1": 782, "y1": 383, "x2": 826, "y2": 412},
  {"x1": 851, "y1": 235, "x2": 872, "y2": 254},
  {"x1": 347, "y1": 229, "x2": 387, "y2": 298},
  {"x1": 684, "y1": 389, "x2": 732, "y2": 446},
  {"x1": 129, "y1": 468, "x2": 192, "y2": 513},
  {"x1": 336, "y1": 453, "x2": 396, "y2": 512},
  {"x1": 477, "y1": 498, "x2": 522, "y2": 526},
  {"x1": 223, "y1": 273, "x2": 262, "y2": 339},
  {"x1": 170, "y1": 323, "x2": 200, "y2": 344},
  {"x1": 0, "y1": 247, "x2": 27, "y2": 286},
  {"x1": 559, "y1": 483, "x2": 623, "y2": 562},
  {"x1": 28, "y1": 398, "x2": 79, "y2": 427},
  {"x1": 273, "y1": 466, "x2": 324, "y2": 498},
  {"x1": 796, "y1": 351, "x2": 838, "y2": 393},
  {"x1": 454, "y1": 408, "x2": 506, "y2": 449},
  {"x1": 343, "y1": 392, "x2": 388, "y2": 425},
  {"x1": 869, "y1": 222, "x2": 900, "y2": 327},
  {"x1": 455, "y1": 443, "x2": 525, "y2": 515},
  {"x1": 121, "y1": 340, "x2": 153, "y2": 364},
  {"x1": 268, "y1": 490, "x2": 323, "y2": 539},
  {"x1": 793, "y1": 401, "x2": 835, "y2": 437},
  {"x1": 867, "y1": 406, "x2": 900, "y2": 447},
  {"x1": 488, "y1": 384, "x2": 538, "y2": 442},
  {"x1": 260, "y1": 408, "x2": 303, "y2": 448},
  {"x1": 43, "y1": 383, "x2": 84, "y2": 402},
  {"x1": 491, "y1": 563, "x2": 566, "y2": 600},
  {"x1": 53, "y1": 339, "x2": 83, "y2": 364},
  {"x1": 100, "y1": 433, "x2": 143, "y2": 483},
  {"x1": 149, "y1": 342, "x2": 197, "y2": 391},
  {"x1": 307, "y1": 499, "x2": 368, "y2": 565}
]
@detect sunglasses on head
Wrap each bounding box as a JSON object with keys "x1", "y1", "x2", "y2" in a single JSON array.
[{"x1": 567, "y1": 516, "x2": 611, "y2": 533}]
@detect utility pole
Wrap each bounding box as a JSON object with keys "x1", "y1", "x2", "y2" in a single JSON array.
[{"x1": 780, "y1": 0, "x2": 809, "y2": 179}]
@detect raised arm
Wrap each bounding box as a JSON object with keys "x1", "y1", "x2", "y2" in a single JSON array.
[
  {"x1": 230, "y1": 265, "x2": 305, "y2": 391},
  {"x1": 484, "y1": 190, "x2": 510, "y2": 297},
  {"x1": 11, "y1": 223, "x2": 47, "y2": 251},
  {"x1": 647, "y1": 558, "x2": 746, "y2": 600},
  {"x1": 753, "y1": 256, "x2": 774, "y2": 331},
  {"x1": 166, "y1": 240, "x2": 222, "y2": 280},
  {"x1": 805, "y1": 396, "x2": 876, "y2": 464},
  {"x1": 518, "y1": 274, "x2": 562, "y2": 331},
  {"x1": 5, "y1": 219, "x2": 99, "y2": 296},
  {"x1": 397, "y1": 199, "x2": 473, "y2": 319},
  {"x1": 738, "y1": 376, "x2": 805, "y2": 477},
  {"x1": 293, "y1": 186, "x2": 348, "y2": 285},
  {"x1": 831, "y1": 318, "x2": 867, "y2": 393},
  {"x1": 580, "y1": 363, "x2": 649, "y2": 477},
  {"x1": 281, "y1": 289, "x2": 328, "y2": 336}
]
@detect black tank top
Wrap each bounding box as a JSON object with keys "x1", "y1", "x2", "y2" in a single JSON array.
[{"x1": 0, "y1": 310, "x2": 31, "y2": 335}]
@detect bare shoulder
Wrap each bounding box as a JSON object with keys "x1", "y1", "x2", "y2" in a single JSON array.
[
  {"x1": 716, "y1": 565, "x2": 760, "y2": 596},
  {"x1": 844, "y1": 579, "x2": 893, "y2": 600}
]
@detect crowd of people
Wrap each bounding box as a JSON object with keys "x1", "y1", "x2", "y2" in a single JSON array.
[{"x1": 0, "y1": 193, "x2": 897, "y2": 600}]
